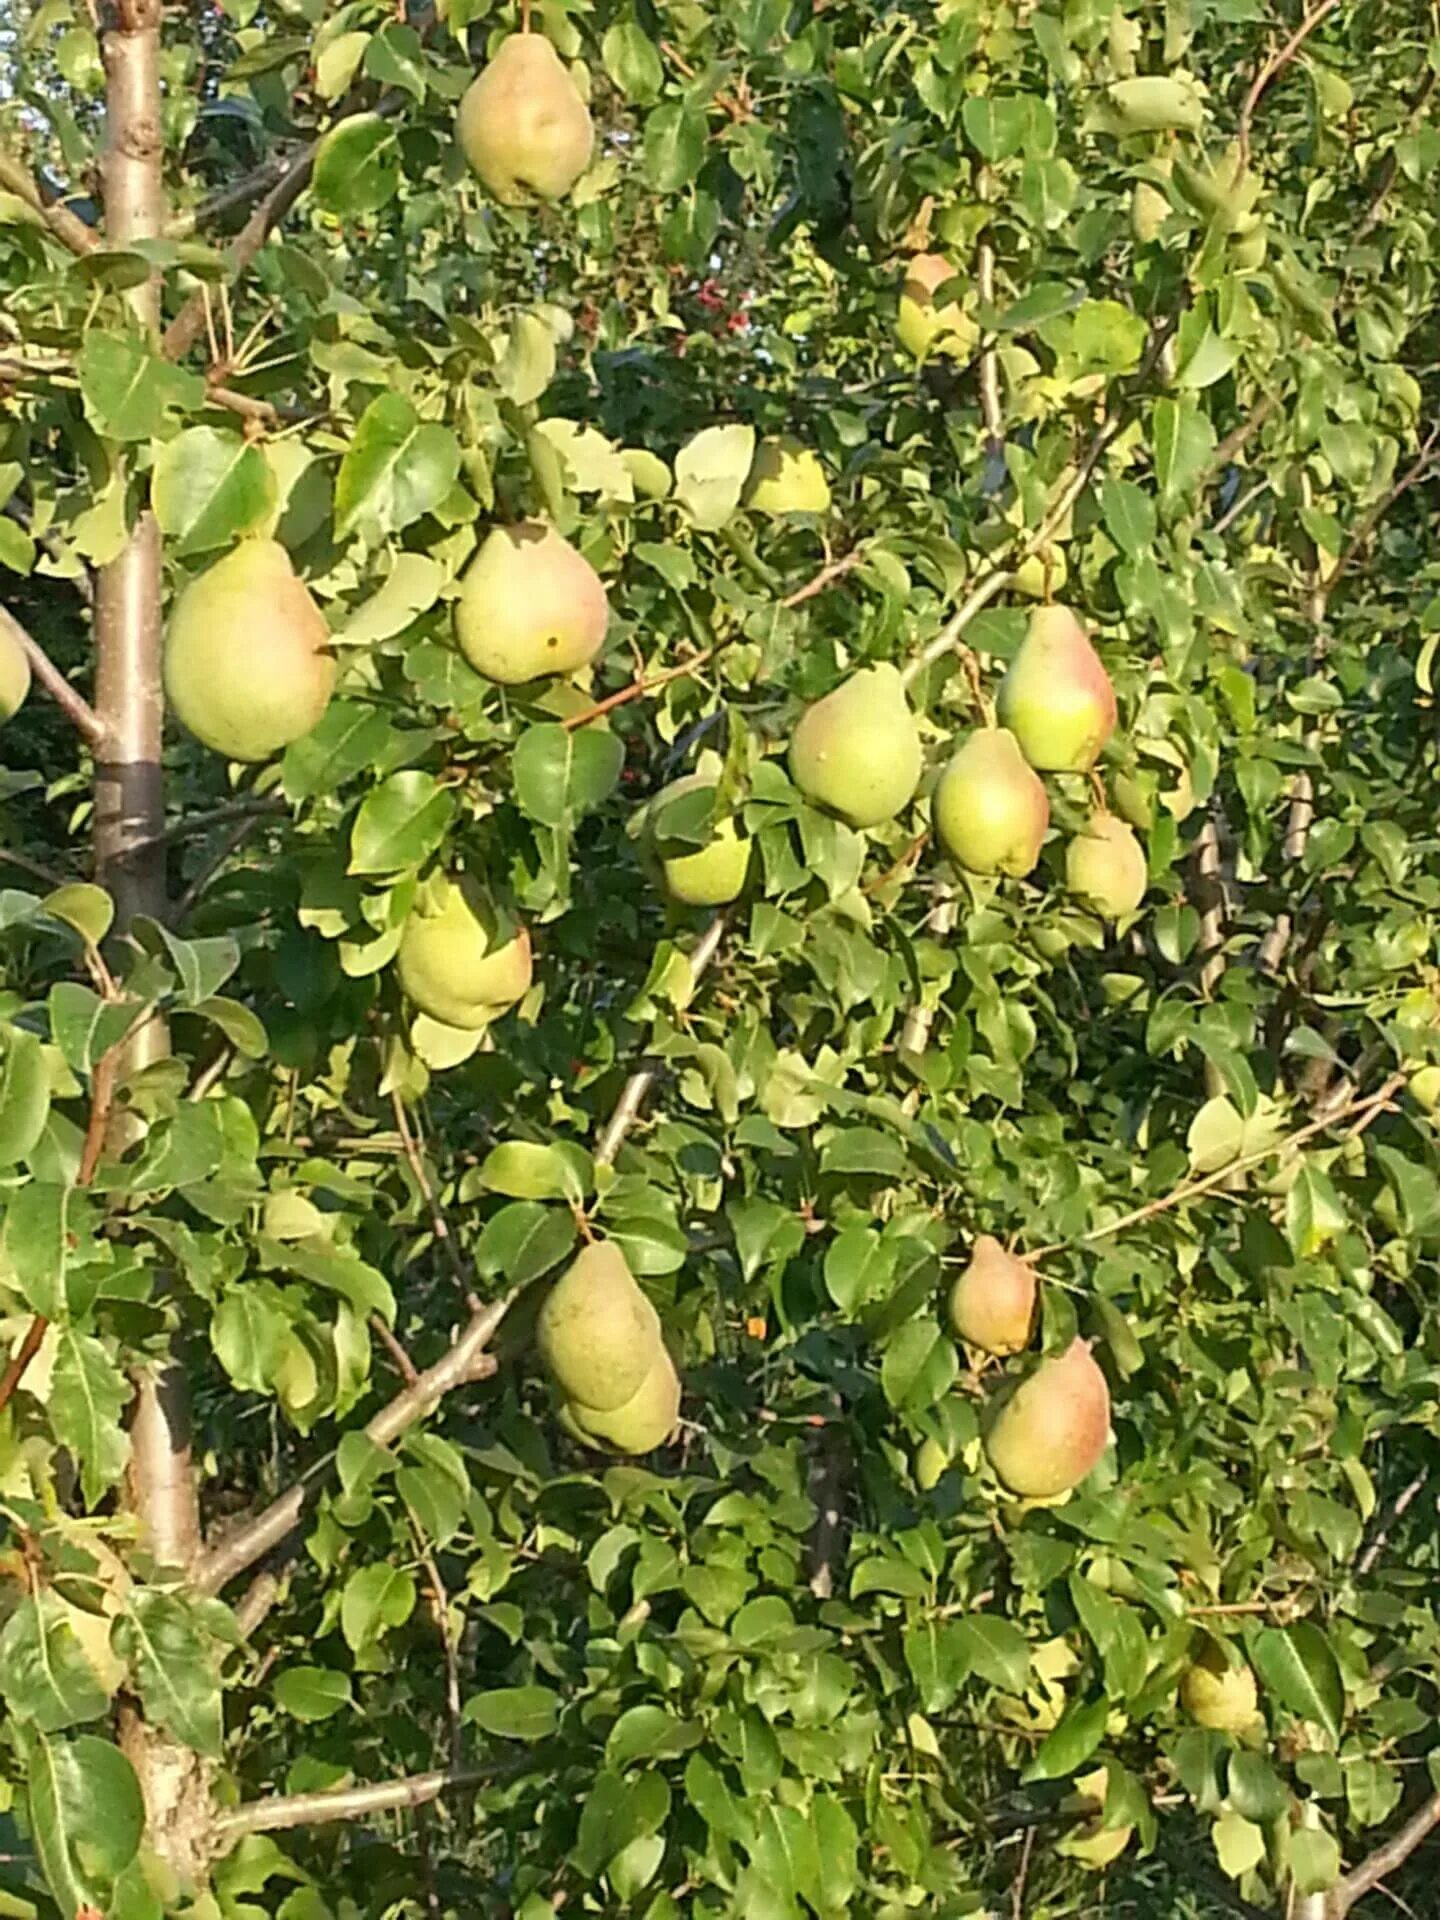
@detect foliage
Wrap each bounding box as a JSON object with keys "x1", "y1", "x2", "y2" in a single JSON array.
[{"x1": 1, "y1": 0, "x2": 1440, "y2": 1917}]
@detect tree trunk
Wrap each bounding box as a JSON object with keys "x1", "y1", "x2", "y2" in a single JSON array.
[{"x1": 96, "y1": 0, "x2": 208, "y2": 1881}]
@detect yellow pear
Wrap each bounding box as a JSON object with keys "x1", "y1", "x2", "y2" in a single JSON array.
[
  {"x1": 0, "y1": 620, "x2": 30, "y2": 723},
  {"x1": 948, "y1": 1236, "x2": 1036, "y2": 1355},
  {"x1": 566, "y1": 1345, "x2": 681, "y2": 1454},
  {"x1": 165, "y1": 540, "x2": 334, "y2": 761},
  {"x1": 744, "y1": 439, "x2": 831, "y2": 516},
  {"x1": 457, "y1": 33, "x2": 594, "y2": 205},
  {"x1": 985, "y1": 1339, "x2": 1111, "y2": 1499},
  {"x1": 455, "y1": 522, "x2": 608, "y2": 685},
  {"x1": 1181, "y1": 1643, "x2": 1260, "y2": 1733},
  {"x1": 647, "y1": 771, "x2": 753, "y2": 906},
  {"x1": 789, "y1": 663, "x2": 922, "y2": 828},
  {"x1": 1067, "y1": 815, "x2": 1147, "y2": 918},
  {"x1": 934, "y1": 730, "x2": 1049, "y2": 879},
  {"x1": 537, "y1": 1240, "x2": 662, "y2": 1412},
  {"x1": 997, "y1": 605, "x2": 1117, "y2": 773},
  {"x1": 897, "y1": 253, "x2": 978, "y2": 361},
  {"x1": 396, "y1": 876, "x2": 532, "y2": 1030}
]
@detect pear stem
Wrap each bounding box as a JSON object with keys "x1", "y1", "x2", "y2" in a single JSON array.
[{"x1": 519, "y1": 0, "x2": 531, "y2": 30}]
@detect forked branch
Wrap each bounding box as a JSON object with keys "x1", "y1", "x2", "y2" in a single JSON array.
[{"x1": 0, "y1": 604, "x2": 107, "y2": 747}]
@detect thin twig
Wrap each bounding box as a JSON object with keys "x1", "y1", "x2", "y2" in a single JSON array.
[
  {"x1": 1023, "y1": 1074, "x2": 1406, "y2": 1263},
  {"x1": 562, "y1": 647, "x2": 723, "y2": 733},
  {"x1": 1328, "y1": 1794, "x2": 1440, "y2": 1918},
  {"x1": 1194, "y1": 813, "x2": 1226, "y2": 1000},
  {"x1": 1354, "y1": 71, "x2": 1438, "y2": 244},
  {"x1": 121, "y1": 795, "x2": 286, "y2": 857},
  {"x1": 1010, "y1": 1827, "x2": 1035, "y2": 1920},
  {"x1": 371, "y1": 1314, "x2": 419, "y2": 1385},
  {"x1": 1326, "y1": 426, "x2": 1440, "y2": 595},
  {"x1": 0, "y1": 604, "x2": 107, "y2": 746},
  {"x1": 0, "y1": 150, "x2": 97, "y2": 256},
  {"x1": 210, "y1": 1765, "x2": 495, "y2": 1841},
  {"x1": 1204, "y1": 394, "x2": 1280, "y2": 481},
  {"x1": 976, "y1": 238, "x2": 1002, "y2": 458},
  {"x1": 0, "y1": 1317, "x2": 50, "y2": 1422},
  {"x1": 0, "y1": 848, "x2": 69, "y2": 888},
  {"x1": 1236, "y1": 0, "x2": 1342, "y2": 170},
  {"x1": 391, "y1": 1090, "x2": 480, "y2": 1313},
  {"x1": 167, "y1": 154, "x2": 290, "y2": 236},
  {"x1": 173, "y1": 813, "x2": 268, "y2": 925},
  {"x1": 1358, "y1": 1473, "x2": 1429, "y2": 1577}
]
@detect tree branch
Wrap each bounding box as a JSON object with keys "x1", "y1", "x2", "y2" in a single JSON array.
[
  {"x1": 166, "y1": 154, "x2": 290, "y2": 237},
  {"x1": 0, "y1": 603, "x2": 107, "y2": 746},
  {"x1": 1236, "y1": 0, "x2": 1342, "y2": 169},
  {"x1": 121, "y1": 795, "x2": 287, "y2": 858},
  {"x1": 0, "y1": 150, "x2": 98, "y2": 257},
  {"x1": 211, "y1": 1765, "x2": 493, "y2": 1841},
  {"x1": 1022, "y1": 1072, "x2": 1405, "y2": 1263},
  {"x1": 1327, "y1": 1793, "x2": 1440, "y2": 1917}
]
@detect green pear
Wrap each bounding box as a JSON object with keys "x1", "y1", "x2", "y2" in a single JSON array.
[
  {"x1": 1410, "y1": 1065, "x2": 1440, "y2": 1113},
  {"x1": 985, "y1": 1339, "x2": 1111, "y2": 1499},
  {"x1": 566, "y1": 1345, "x2": 681, "y2": 1453},
  {"x1": 1108, "y1": 75, "x2": 1205, "y2": 134},
  {"x1": 897, "y1": 253, "x2": 978, "y2": 361},
  {"x1": 457, "y1": 33, "x2": 594, "y2": 205},
  {"x1": 165, "y1": 539, "x2": 334, "y2": 761},
  {"x1": 1067, "y1": 815, "x2": 1147, "y2": 918},
  {"x1": 1181, "y1": 1644, "x2": 1259, "y2": 1733},
  {"x1": 1011, "y1": 542, "x2": 1069, "y2": 599},
  {"x1": 537, "y1": 1240, "x2": 662, "y2": 1412},
  {"x1": 934, "y1": 730, "x2": 1049, "y2": 878},
  {"x1": 789, "y1": 663, "x2": 922, "y2": 828},
  {"x1": 948, "y1": 1235, "x2": 1037, "y2": 1355},
  {"x1": 396, "y1": 876, "x2": 532, "y2": 1030},
  {"x1": 997, "y1": 605, "x2": 1117, "y2": 773},
  {"x1": 455, "y1": 522, "x2": 608, "y2": 685},
  {"x1": 744, "y1": 439, "x2": 831, "y2": 516},
  {"x1": 0, "y1": 620, "x2": 31, "y2": 723}
]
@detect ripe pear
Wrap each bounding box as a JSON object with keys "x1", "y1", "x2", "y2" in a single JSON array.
[
  {"x1": 396, "y1": 876, "x2": 532, "y2": 1030},
  {"x1": 1181, "y1": 1643, "x2": 1259, "y2": 1733},
  {"x1": 744, "y1": 438, "x2": 831, "y2": 516},
  {"x1": 897, "y1": 253, "x2": 978, "y2": 361},
  {"x1": 457, "y1": 33, "x2": 594, "y2": 205},
  {"x1": 1067, "y1": 816, "x2": 1147, "y2": 918},
  {"x1": 997, "y1": 605, "x2": 1117, "y2": 773},
  {"x1": 455, "y1": 522, "x2": 608, "y2": 685},
  {"x1": 538, "y1": 1240, "x2": 662, "y2": 1412},
  {"x1": 566, "y1": 1345, "x2": 681, "y2": 1454},
  {"x1": 165, "y1": 540, "x2": 334, "y2": 762},
  {"x1": 948, "y1": 1236, "x2": 1037, "y2": 1355},
  {"x1": 985, "y1": 1339, "x2": 1111, "y2": 1499},
  {"x1": 789, "y1": 663, "x2": 922, "y2": 828},
  {"x1": 0, "y1": 621, "x2": 30, "y2": 723},
  {"x1": 934, "y1": 730, "x2": 1049, "y2": 879}
]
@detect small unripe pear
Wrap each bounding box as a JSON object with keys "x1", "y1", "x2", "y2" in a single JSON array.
[
  {"x1": 396, "y1": 877, "x2": 532, "y2": 1030},
  {"x1": 0, "y1": 621, "x2": 31, "y2": 723},
  {"x1": 744, "y1": 439, "x2": 831, "y2": 516},
  {"x1": 1011, "y1": 542, "x2": 1069, "y2": 600},
  {"x1": 566, "y1": 1344, "x2": 680, "y2": 1452},
  {"x1": 789, "y1": 663, "x2": 922, "y2": 828},
  {"x1": 661, "y1": 815, "x2": 752, "y2": 906},
  {"x1": 166, "y1": 540, "x2": 334, "y2": 761},
  {"x1": 1181, "y1": 1644, "x2": 1259, "y2": 1733},
  {"x1": 948, "y1": 1236, "x2": 1036, "y2": 1355},
  {"x1": 1067, "y1": 815, "x2": 1147, "y2": 918},
  {"x1": 998, "y1": 606, "x2": 1116, "y2": 773},
  {"x1": 985, "y1": 1339, "x2": 1111, "y2": 1499},
  {"x1": 538, "y1": 1241, "x2": 662, "y2": 1412},
  {"x1": 934, "y1": 730, "x2": 1049, "y2": 878},
  {"x1": 457, "y1": 34, "x2": 594, "y2": 205},
  {"x1": 897, "y1": 254, "x2": 978, "y2": 361}
]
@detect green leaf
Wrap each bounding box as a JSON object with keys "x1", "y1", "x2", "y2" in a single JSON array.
[
  {"x1": 474, "y1": 1202, "x2": 576, "y2": 1285},
  {"x1": 1252, "y1": 1623, "x2": 1344, "y2": 1743},
  {"x1": 512, "y1": 724, "x2": 624, "y2": 829},
  {"x1": 476, "y1": 1141, "x2": 589, "y2": 1202},
  {"x1": 334, "y1": 394, "x2": 461, "y2": 543},
  {"x1": 274, "y1": 1666, "x2": 352, "y2": 1721},
  {"x1": 1213, "y1": 1809, "x2": 1266, "y2": 1879},
  {"x1": 49, "y1": 1331, "x2": 130, "y2": 1507},
  {"x1": 364, "y1": 22, "x2": 427, "y2": 100},
  {"x1": 153, "y1": 924, "x2": 240, "y2": 1004},
  {"x1": 643, "y1": 101, "x2": 707, "y2": 191},
  {"x1": 603, "y1": 19, "x2": 663, "y2": 103},
  {"x1": 823, "y1": 1225, "x2": 894, "y2": 1315},
  {"x1": 463, "y1": 1685, "x2": 560, "y2": 1740},
  {"x1": 1152, "y1": 396, "x2": 1217, "y2": 502},
  {"x1": 340, "y1": 1563, "x2": 416, "y2": 1653},
  {"x1": 0, "y1": 1596, "x2": 112, "y2": 1731},
  {"x1": 349, "y1": 771, "x2": 457, "y2": 874},
  {"x1": 1227, "y1": 1751, "x2": 1288, "y2": 1824},
  {"x1": 112, "y1": 1591, "x2": 222, "y2": 1756},
  {"x1": 312, "y1": 113, "x2": 401, "y2": 217},
  {"x1": 150, "y1": 428, "x2": 276, "y2": 556},
  {"x1": 880, "y1": 1318, "x2": 957, "y2": 1414},
  {"x1": 3, "y1": 1183, "x2": 97, "y2": 1319},
  {"x1": 497, "y1": 313, "x2": 557, "y2": 408},
  {"x1": 674, "y1": 424, "x2": 755, "y2": 531},
  {"x1": 25, "y1": 1730, "x2": 144, "y2": 1918},
  {"x1": 77, "y1": 334, "x2": 203, "y2": 441},
  {"x1": 211, "y1": 1282, "x2": 290, "y2": 1393},
  {"x1": 951, "y1": 1615, "x2": 1030, "y2": 1692},
  {"x1": 48, "y1": 981, "x2": 143, "y2": 1074},
  {"x1": 1100, "y1": 478, "x2": 1157, "y2": 557},
  {"x1": 0, "y1": 1027, "x2": 52, "y2": 1166},
  {"x1": 605, "y1": 1704, "x2": 699, "y2": 1768},
  {"x1": 1021, "y1": 1694, "x2": 1109, "y2": 1782}
]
